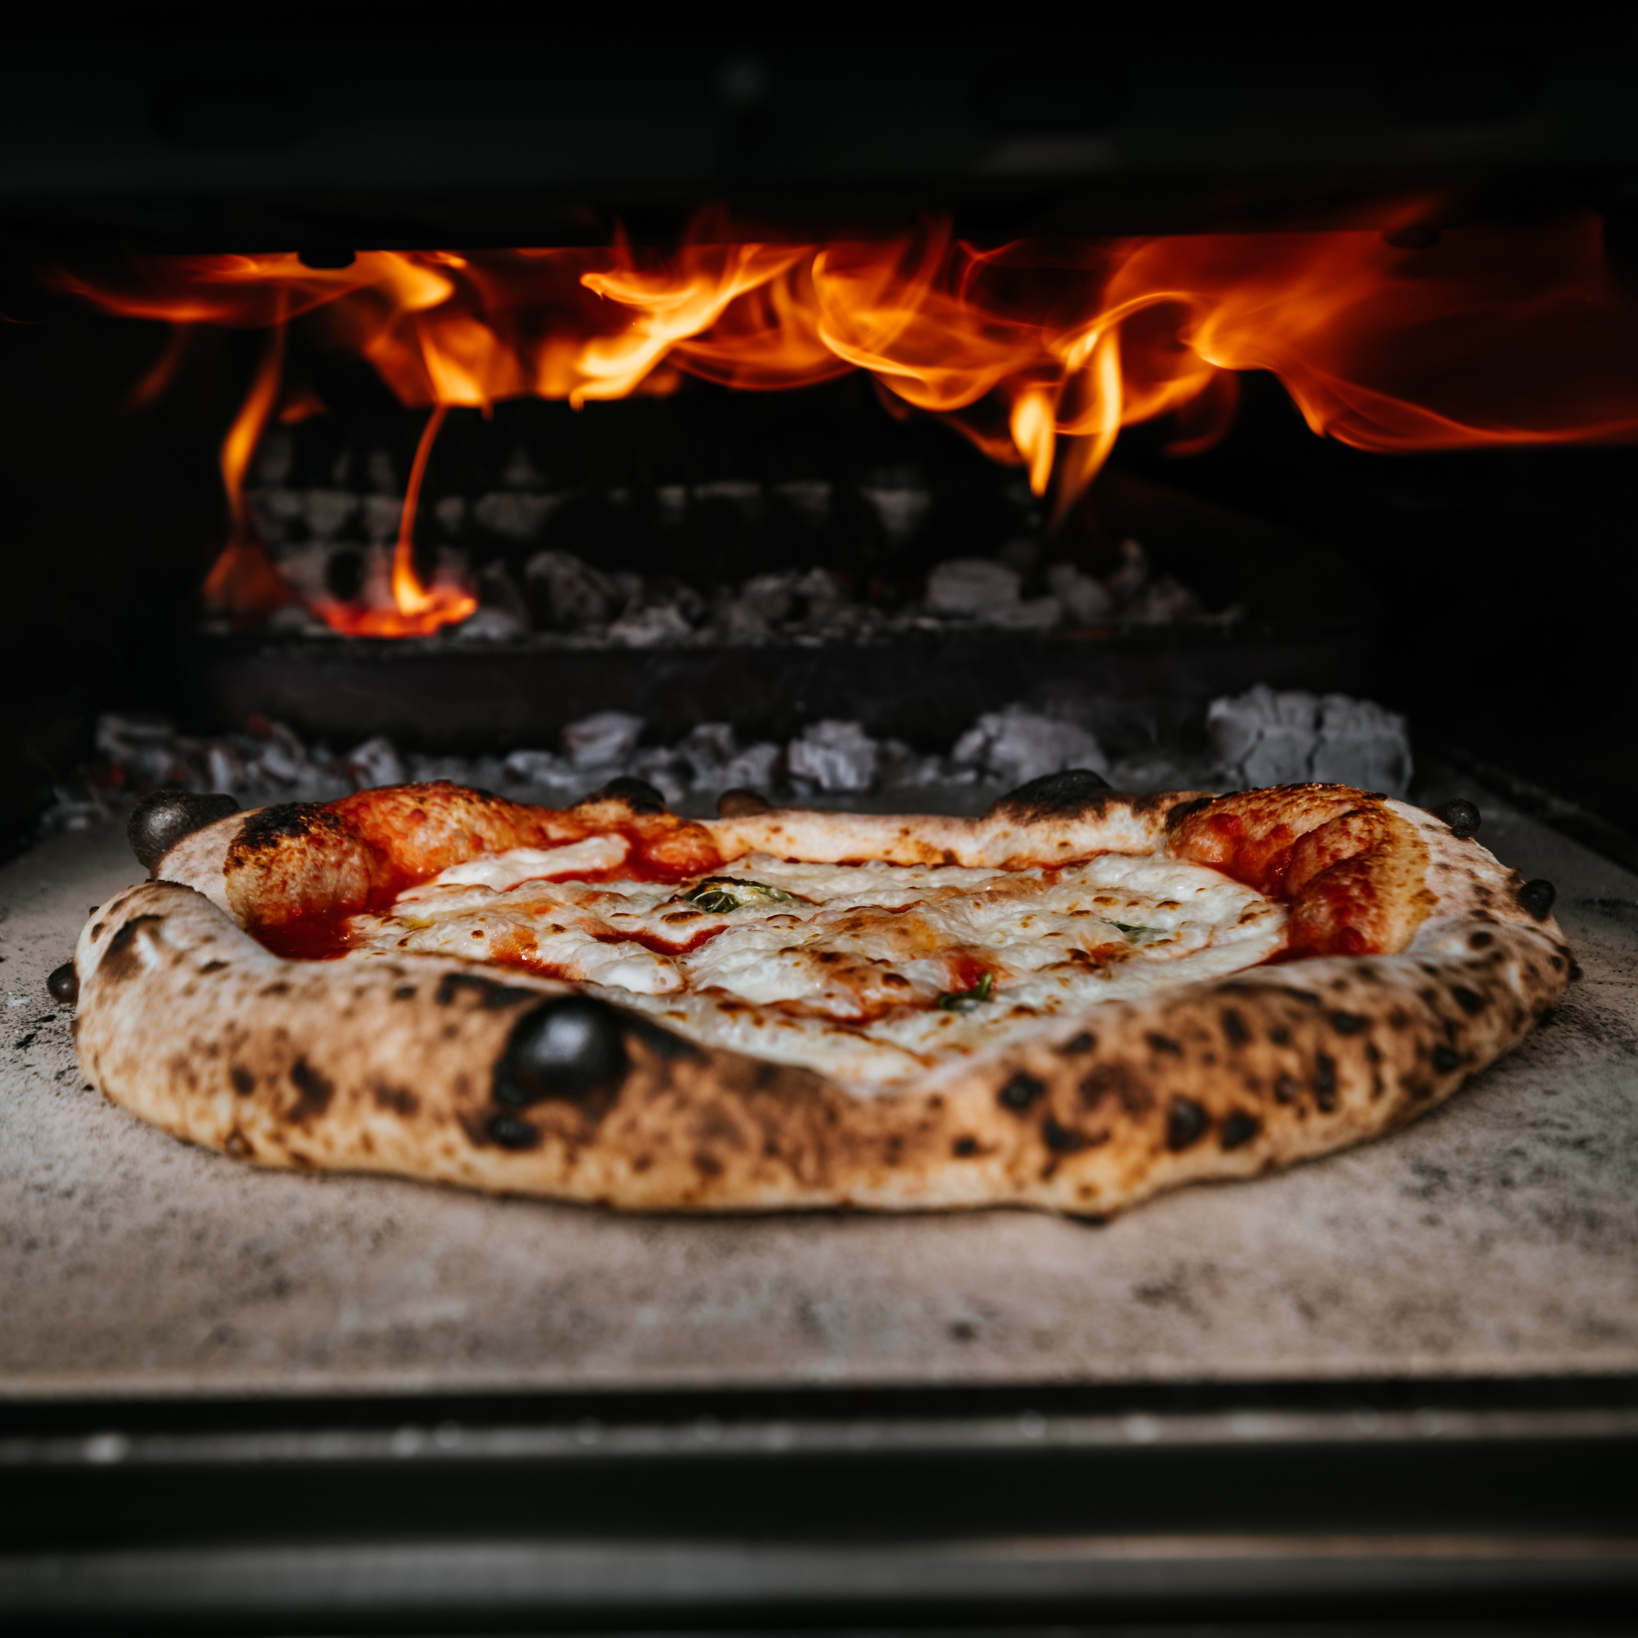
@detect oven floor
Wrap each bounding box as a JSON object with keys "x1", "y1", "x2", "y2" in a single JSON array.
[{"x1": 2, "y1": 786, "x2": 1635, "y2": 1399}]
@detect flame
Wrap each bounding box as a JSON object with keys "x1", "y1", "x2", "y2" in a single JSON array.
[
  {"x1": 307, "y1": 404, "x2": 478, "y2": 637},
  {"x1": 201, "y1": 298, "x2": 291, "y2": 625},
  {"x1": 57, "y1": 209, "x2": 1638, "y2": 634}
]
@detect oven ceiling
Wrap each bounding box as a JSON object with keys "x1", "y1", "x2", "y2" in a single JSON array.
[{"x1": 2, "y1": 7, "x2": 1636, "y2": 249}]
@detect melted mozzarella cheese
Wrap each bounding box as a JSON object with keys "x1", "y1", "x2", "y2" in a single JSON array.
[{"x1": 348, "y1": 847, "x2": 1286, "y2": 1092}]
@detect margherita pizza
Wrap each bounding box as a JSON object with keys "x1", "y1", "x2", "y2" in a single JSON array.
[{"x1": 65, "y1": 772, "x2": 1573, "y2": 1214}]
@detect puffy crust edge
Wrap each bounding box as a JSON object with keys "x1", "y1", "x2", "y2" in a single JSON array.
[{"x1": 73, "y1": 852, "x2": 1574, "y2": 1213}]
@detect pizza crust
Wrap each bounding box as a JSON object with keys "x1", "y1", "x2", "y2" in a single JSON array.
[{"x1": 69, "y1": 782, "x2": 1575, "y2": 1214}]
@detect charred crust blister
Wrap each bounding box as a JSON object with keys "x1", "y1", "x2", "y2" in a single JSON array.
[
  {"x1": 46, "y1": 963, "x2": 78, "y2": 1005},
  {"x1": 986, "y1": 767, "x2": 1113, "y2": 822},
  {"x1": 1518, "y1": 879, "x2": 1557, "y2": 920},
  {"x1": 717, "y1": 787, "x2": 772, "y2": 818},
  {"x1": 494, "y1": 996, "x2": 629, "y2": 1110},
  {"x1": 1166, "y1": 1097, "x2": 1209, "y2": 1151},
  {"x1": 486, "y1": 1114, "x2": 541, "y2": 1150},
  {"x1": 434, "y1": 970, "x2": 540, "y2": 1010},
  {"x1": 127, "y1": 789, "x2": 240, "y2": 873},
  {"x1": 585, "y1": 776, "x2": 668, "y2": 814},
  {"x1": 998, "y1": 1071, "x2": 1047, "y2": 1111},
  {"x1": 1431, "y1": 798, "x2": 1482, "y2": 839},
  {"x1": 625, "y1": 1015, "x2": 702, "y2": 1061},
  {"x1": 1219, "y1": 1110, "x2": 1260, "y2": 1150}
]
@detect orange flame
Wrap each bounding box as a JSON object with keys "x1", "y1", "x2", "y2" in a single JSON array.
[
  {"x1": 57, "y1": 208, "x2": 1638, "y2": 633},
  {"x1": 307, "y1": 404, "x2": 477, "y2": 637}
]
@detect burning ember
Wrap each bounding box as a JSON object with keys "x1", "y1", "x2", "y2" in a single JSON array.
[{"x1": 52, "y1": 209, "x2": 1638, "y2": 638}]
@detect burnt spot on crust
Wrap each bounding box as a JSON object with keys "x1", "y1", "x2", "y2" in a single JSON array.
[
  {"x1": 487, "y1": 1114, "x2": 541, "y2": 1150},
  {"x1": 1518, "y1": 879, "x2": 1557, "y2": 920},
  {"x1": 1274, "y1": 1073, "x2": 1298, "y2": 1104},
  {"x1": 1165, "y1": 796, "x2": 1213, "y2": 829},
  {"x1": 235, "y1": 802, "x2": 335, "y2": 847},
  {"x1": 495, "y1": 996, "x2": 629, "y2": 1110},
  {"x1": 434, "y1": 971, "x2": 540, "y2": 1010},
  {"x1": 100, "y1": 916, "x2": 167, "y2": 985},
  {"x1": 127, "y1": 789, "x2": 241, "y2": 874},
  {"x1": 1146, "y1": 1033, "x2": 1183, "y2": 1056},
  {"x1": 1079, "y1": 1062, "x2": 1151, "y2": 1116},
  {"x1": 984, "y1": 767, "x2": 1113, "y2": 823},
  {"x1": 1433, "y1": 1044, "x2": 1461, "y2": 1073},
  {"x1": 1166, "y1": 1097, "x2": 1209, "y2": 1150},
  {"x1": 952, "y1": 1135, "x2": 980, "y2": 1157},
  {"x1": 1431, "y1": 798, "x2": 1481, "y2": 840},
  {"x1": 289, "y1": 1057, "x2": 334, "y2": 1118},
  {"x1": 1313, "y1": 1053, "x2": 1338, "y2": 1111},
  {"x1": 1220, "y1": 1110, "x2": 1260, "y2": 1150},
  {"x1": 230, "y1": 1065, "x2": 256, "y2": 1096},
  {"x1": 1469, "y1": 931, "x2": 1494, "y2": 949},
  {"x1": 626, "y1": 1015, "x2": 702, "y2": 1060},
  {"x1": 585, "y1": 776, "x2": 668, "y2": 814},
  {"x1": 373, "y1": 1083, "x2": 420, "y2": 1117},
  {"x1": 998, "y1": 1071, "x2": 1047, "y2": 1112},
  {"x1": 1450, "y1": 986, "x2": 1486, "y2": 1015},
  {"x1": 1329, "y1": 1011, "x2": 1365, "y2": 1034},
  {"x1": 1221, "y1": 1009, "x2": 1249, "y2": 1046},
  {"x1": 717, "y1": 787, "x2": 773, "y2": 818},
  {"x1": 1042, "y1": 1116, "x2": 1090, "y2": 1154},
  {"x1": 1057, "y1": 1031, "x2": 1095, "y2": 1055}
]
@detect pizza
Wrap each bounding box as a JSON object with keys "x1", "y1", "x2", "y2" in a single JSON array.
[{"x1": 64, "y1": 773, "x2": 1573, "y2": 1215}]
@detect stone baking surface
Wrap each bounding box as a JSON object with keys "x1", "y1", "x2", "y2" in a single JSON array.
[{"x1": 2, "y1": 789, "x2": 1635, "y2": 1400}]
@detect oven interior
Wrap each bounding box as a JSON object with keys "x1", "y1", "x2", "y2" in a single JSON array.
[{"x1": 1, "y1": 8, "x2": 1636, "y2": 1632}]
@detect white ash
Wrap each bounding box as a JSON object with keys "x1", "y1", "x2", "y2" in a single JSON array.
[
  {"x1": 1209, "y1": 685, "x2": 1411, "y2": 797},
  {"x1": 952, "y1": 705, "x2": 1111, "y2": 786},
  {"x1": 346, "y1": 735, "x2": 406, "y2": 789},
  {"x1": 787, "y1": 720, "x2": 880, "y2": 793},
  {"x1": 48, "y1": 684, "x2": 1408, "y2": 838},
  {"x1": 563, "y1": 711, "x2": 645, "y2": 771}
]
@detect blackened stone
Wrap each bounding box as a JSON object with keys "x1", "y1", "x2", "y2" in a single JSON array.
[{"x1": 127, "y1": 790, "x2": 240, "y2": 873}]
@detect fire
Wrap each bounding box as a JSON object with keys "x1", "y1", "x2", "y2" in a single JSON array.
[{"x1": 52, "y1": 209, "x2": 1638, "y2": 636}]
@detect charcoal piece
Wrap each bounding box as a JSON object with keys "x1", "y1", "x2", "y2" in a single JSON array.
[
  {"x1": 1047, "y1": 562, "x2": 1114, "y2": 624},
  {"x1": 127, "y1": 790, "x2": 240, "y2": 873},
  {"x1": 926, "y1": 558, "x2": 1020, "y2": 618},
  {"x1": 474, "y1": 491, "x2": 556, "y2": 543},
  {"x1": 1310, "y1": 693, "x2": 1412, "y2": 794},
  {"x1": 523, "y1": 550, "x2": 619, "y2": 630}
]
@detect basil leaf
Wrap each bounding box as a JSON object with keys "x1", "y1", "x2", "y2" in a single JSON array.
[
  {"x1": 937, "y1": 972, "x2": 994, "y2": 1012},
  {"x1": 681, "y1": 877, "x2": 797, "y2": 913},
  {"x1": 1111, "y1": 921, "x2": 1162, "y2": 937}
]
